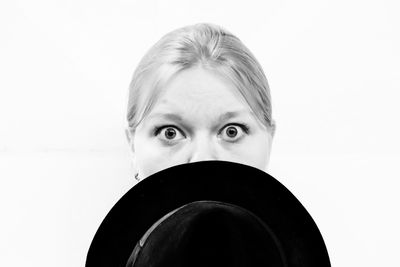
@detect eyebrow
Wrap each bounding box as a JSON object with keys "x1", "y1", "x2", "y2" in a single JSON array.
[{"x1": 146, "y1": 110, "x2": 253, "y2": 125}]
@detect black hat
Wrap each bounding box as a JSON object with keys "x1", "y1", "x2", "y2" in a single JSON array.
[{"x1": 86, "y1": 160, "x2": 330, "y2": 267}]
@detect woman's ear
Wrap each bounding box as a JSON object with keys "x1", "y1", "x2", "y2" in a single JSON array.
[
  {"x1": 270, "y1": 119, "x2": 276, "y2": 139},
  {"x1": 125, "y1": 127, "x2": 139, "y2": 178},
  {"x1": 125, "y1": 127, "x2": 136, "y2": 162},
  {"x1": 125, "y1": 127, "x2": 134, "y2": 152}
]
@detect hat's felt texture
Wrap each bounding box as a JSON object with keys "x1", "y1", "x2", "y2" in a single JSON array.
[
  {"x1": 86, "y1": 160, "x2": 330, "y2": 267},
  {"x1": 126, "y1": 201, "x2": 287, "y2": 267}
]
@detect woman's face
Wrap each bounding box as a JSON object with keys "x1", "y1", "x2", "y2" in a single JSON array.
[{"x1": 129, "y1": 66, "x2": 273, "y2": 179}]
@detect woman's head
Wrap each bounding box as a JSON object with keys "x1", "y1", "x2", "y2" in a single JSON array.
[{"x1": 126, "y1": 23, "x2": 276, "y2": 180}]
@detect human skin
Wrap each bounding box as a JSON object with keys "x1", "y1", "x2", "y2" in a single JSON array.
[{"x1": 128, "y1": 65, "x2": 274, "y2": 179}]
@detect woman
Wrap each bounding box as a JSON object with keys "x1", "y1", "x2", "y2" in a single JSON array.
[
  {"x1": 86, "y1": 25, "x2": 332, "y2": 265},
  {"x1": 125, "y1": 22, "x2": 276, "y2": 181}
]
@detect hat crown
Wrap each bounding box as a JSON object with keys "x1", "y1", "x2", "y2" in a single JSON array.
[{"x1": 127, "y1": 201, "x2": 286, "y2": 267}]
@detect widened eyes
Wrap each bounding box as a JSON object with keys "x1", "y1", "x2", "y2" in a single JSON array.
[{"x1": 154, "y1": 124, "x2": 249, "y2": 144}]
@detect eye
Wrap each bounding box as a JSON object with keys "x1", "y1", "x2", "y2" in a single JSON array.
[
  {"x1": 154, "y1": 123, "x2": 250, "y2": 144},
  {"x1": 154, "y1": 125, "x2": 185, "y2": 143},
  {"x1": 220, "y1": 123, "x2": 249, "y2": 142}
]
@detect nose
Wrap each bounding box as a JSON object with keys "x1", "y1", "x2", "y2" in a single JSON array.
[{"x1": 187, "y1": 134, "x2": 218, "y2": 163}]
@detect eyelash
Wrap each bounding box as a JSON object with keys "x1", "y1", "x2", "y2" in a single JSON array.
[{"x1": 153, "y1": 123, "x2": 250, "y2": 143}]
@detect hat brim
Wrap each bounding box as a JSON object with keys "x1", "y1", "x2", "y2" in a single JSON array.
[{"x1": 86, "y1": 160, "x2": 330, "y2": 267}]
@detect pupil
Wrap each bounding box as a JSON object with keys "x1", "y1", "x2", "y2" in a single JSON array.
[
  {"x1": 165, "y1": 128, "x2": 176, "y2": 139},
  {"x1": 227, "y1": 127, "x2": 237, "y2": 137}
]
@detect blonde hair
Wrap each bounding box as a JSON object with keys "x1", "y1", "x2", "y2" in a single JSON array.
[{"x1": 126, "y1": 22, "x2": 275, "y2": 135}]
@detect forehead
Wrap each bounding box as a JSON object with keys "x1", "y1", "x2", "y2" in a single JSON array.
[
  {"x1": 139, "y1": 66, "x2": 260, "y2": 127},
  {"x1": 155, "y1": 66, "x2": 247, "y2": 108}
]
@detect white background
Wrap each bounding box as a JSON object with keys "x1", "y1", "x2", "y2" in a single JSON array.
[{"x1": 1, "y1": 0, "x2": 399, "y2": 266}]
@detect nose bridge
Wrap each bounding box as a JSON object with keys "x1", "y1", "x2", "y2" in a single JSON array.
[{"x1": 188, "y1": 132, "x2": 217, "y2": 163}]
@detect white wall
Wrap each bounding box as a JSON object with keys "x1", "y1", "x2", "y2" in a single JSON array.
[{"x1": 1, "y1": 0, "x2": 399, "y2": 266}]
